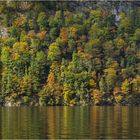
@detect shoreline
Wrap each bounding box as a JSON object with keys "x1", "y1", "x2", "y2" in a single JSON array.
[
  {"x1": 2, "y1": 102, "x2": 140, "y2": 107},
  {"x1": 2, "y1": 93, "x2": 140, "y2": 107}
]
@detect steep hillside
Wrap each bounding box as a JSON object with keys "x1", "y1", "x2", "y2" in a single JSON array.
[{"x1": 0, "y1": 1, "x2": 140, "y2": 106}]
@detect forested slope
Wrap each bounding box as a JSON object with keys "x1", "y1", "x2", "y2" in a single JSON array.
[{"x1": 0, "y1": 1, "x2": 140, "y2": 106}]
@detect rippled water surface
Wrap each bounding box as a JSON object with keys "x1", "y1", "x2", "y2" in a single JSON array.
[{"x1": 1, "y1": 106, "x2": 140, "y2": 139}]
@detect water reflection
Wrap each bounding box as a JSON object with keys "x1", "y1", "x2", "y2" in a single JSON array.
[{"x1": 0, "y1": 106, "x2": 140, "y2": 139}]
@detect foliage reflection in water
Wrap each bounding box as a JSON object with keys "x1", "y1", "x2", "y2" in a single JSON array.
[{"x1": 0, "y1": 106, "x2": 140, "y2": 139}]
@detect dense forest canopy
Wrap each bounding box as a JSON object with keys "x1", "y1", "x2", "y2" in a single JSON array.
[{"x1": 0, "y1": 1, "x2": 140, "y2": 106}]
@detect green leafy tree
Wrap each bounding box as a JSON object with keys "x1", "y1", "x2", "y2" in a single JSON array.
[
  {"x1": 48, "y1": 43, "x2": 61, "y2": 62},
  {"x1": 37, "y1": 12, "x2": 48, "y2": 31}
]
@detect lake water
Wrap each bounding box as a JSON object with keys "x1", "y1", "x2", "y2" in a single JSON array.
[{"x1": 0, "y1": 106, "x2": 140, "y2": 139}]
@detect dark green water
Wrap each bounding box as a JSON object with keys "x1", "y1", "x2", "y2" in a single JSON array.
[{"x1": 0, "y1": 106, "x2": 140, "y2": 139}]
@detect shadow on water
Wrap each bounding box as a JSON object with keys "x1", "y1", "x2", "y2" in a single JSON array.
[{"x1": 0, "y1": 106, "x2": 140, "y2": 139}]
